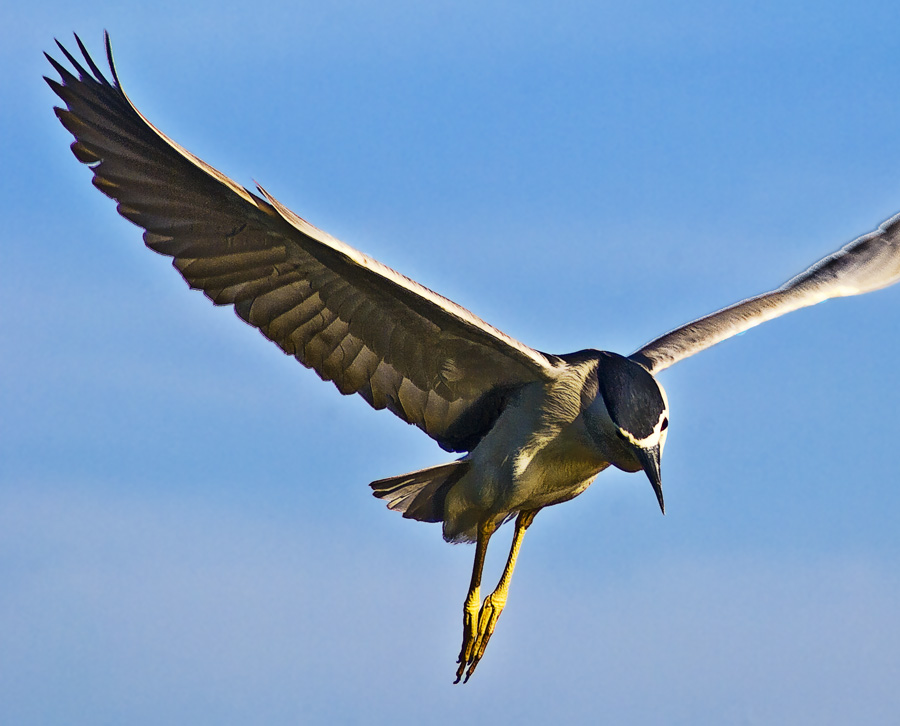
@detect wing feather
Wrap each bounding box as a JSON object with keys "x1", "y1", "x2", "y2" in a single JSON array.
[
  {"x1": 47, "y1": 33, "x2": 560, "y2": 452},
  {"x1": 630, "y1": 213, "x2": 900, "y2": 373}
]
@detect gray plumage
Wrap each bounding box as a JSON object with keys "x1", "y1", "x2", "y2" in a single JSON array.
[{"x1": 45, "y1": 33, "x2": 900, "y2": 680}]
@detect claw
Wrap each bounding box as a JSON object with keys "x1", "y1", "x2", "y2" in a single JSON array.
[
  {"x1": 455, "y1": 589, "x2": 508, "y2": 682},
  {"x1": 464, "y1": 592, "x2": 505, "y2": 680}
]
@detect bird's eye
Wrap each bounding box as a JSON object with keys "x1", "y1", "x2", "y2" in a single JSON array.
[{"x1": 660, "y1": 417, "x2": 669, "y2": 431}]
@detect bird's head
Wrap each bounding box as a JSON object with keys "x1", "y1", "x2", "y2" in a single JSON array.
[{"x1": 587, "y1": 352, "x2": 669, "y2": 514}]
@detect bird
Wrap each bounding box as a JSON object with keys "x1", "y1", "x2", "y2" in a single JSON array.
[{"x1": 46, "y1": 32, "x2": 900, "y2": 683}]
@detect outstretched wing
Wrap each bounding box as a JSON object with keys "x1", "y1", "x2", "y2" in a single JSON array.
[
  {"x1": 630, "y1": 212, "x2": 900, "y2": 374},
  {"x1": 46, "y1": 33, "x2": 560, "y2": 453}
]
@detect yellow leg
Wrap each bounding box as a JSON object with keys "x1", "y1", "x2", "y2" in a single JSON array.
[
  {"x1": 460, "y1": 509, "x2": 539, "y2": 683},
  {"x1": 454, "y1": 518, "x2": 498, "y2": 684}
]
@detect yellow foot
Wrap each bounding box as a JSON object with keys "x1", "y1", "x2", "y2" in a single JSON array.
[
  {"x1": 455, "y1": 592, "x2": 506, "y2": 683},
  {"x1": 454, "y1": 588, "x2": 481, "y2": 683}
]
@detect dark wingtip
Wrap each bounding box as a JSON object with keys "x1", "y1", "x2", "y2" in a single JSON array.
[
  {"x1": 44, "y1": 48, "x2": 72, "y2": 82},
  {"x1": 103, "y1": 30, "x2": 121, "y2": 88},
  {"x1": 54, "y1": 37, "x2": 89, "y2": 79},
  {"x1": 43, "y1": 74, "x2": 65, "y2": 98},
  {"x1": 46, "y1": 32, "x2": 119, "y2": 89},
  {"x1": 74, "y1": 32, "x2": 109, "y2": 84}
]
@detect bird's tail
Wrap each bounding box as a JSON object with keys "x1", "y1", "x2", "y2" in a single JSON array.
[{"x1": 370, "y1": 461, "x2": 468, "y2": 523}]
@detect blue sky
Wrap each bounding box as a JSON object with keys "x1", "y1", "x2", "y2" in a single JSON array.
[{"x1": 3, "y1": 1, "x2": 900, "y2": 723}]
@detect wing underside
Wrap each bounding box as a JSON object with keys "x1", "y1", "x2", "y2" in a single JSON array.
[{"x1": 46, "y1": 33, "x2": 560, "y2": 452}]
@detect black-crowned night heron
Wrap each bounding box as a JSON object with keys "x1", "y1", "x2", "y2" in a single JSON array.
[{"x1": 46, "y1": 34, "x2": 900, "y2": 683}]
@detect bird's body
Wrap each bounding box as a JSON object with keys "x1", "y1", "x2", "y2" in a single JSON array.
[
  {"x1": 46, "y1": 33, "x2": 899, "y2": 683},
  {"x1": 444, "y1": 353, "x2": 609, "y2": 541},
  {"x1": 379, "y1": 350, "x2": 665, "y2": 543}
]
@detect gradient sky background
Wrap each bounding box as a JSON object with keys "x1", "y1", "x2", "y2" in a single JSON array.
[{"x1": 4, "y1": 1, "x2": 900, "y2": 723}]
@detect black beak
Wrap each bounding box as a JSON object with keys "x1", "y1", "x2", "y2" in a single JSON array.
[{"x1": 635, "y1": 445, "x2": 664, "y2": 515}]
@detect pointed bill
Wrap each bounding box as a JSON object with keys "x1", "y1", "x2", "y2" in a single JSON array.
[{"x1": 636, "y1": 445, "x2": 664, "y2": 515}]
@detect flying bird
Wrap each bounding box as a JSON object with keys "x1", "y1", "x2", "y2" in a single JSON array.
[{"x1": 46, "y1": 33, "x2": 900, "y2": 683}]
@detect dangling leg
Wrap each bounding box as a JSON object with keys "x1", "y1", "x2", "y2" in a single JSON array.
[
  {"x1": 462, "y1": 508, "x2": 539, "y2": 682},
  {"x1": 454, "y1": 517, "x2": 500, "y2": 684}
]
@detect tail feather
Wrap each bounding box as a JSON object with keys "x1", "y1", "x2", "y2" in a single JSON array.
[{"x1": 370, "y1": 461, "x2": 467, "y2": 523}]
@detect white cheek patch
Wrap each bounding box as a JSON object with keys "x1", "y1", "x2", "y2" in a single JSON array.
[{"x1": 619, "y1": 409, "x2": 668, "y2": 447}]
